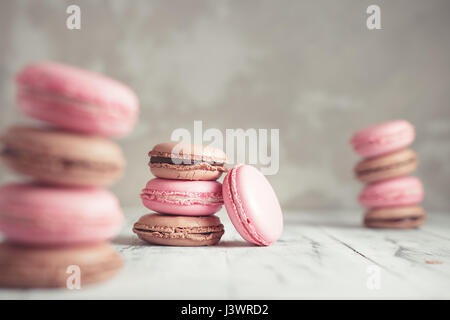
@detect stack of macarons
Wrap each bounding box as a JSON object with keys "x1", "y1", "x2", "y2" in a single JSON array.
[
  {"x1": 0, "y1": 61, "x2": 139, "y2": 287},
  {"x1": 134, "y1": 142, "x2": 227, "y2": 246},
  {"x1": 351, "y1": 120, "x2": 425, "y2": 229},
  {"x1": 134, "y1": 142, "x2": 284, "y2": 247}
]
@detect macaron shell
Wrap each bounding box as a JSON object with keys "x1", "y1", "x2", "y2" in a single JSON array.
[
  {"x1": 351, "y1": 120, "x2": 415, "y2": 158},
  {"x1": 0, "y1": 184, "x2": 124, "y2": 246},
  {"x1": 358, "y1": 176, "x2": 424, "y2": 208},
  {"x1": 17, "y1": 95, "x2": 136, "y2": 137},
  {"x1": 365, "y1": 217, "x2": 425, "y2": 229},
  {"x1": 364, "y1": 205, "x2": 425, "y2": 220},
  {"x1": 0, "y1": 126, "x2": 125, "y2": 187},
  {"x1": 223, "y1": 165, "x2": 283, "y2": 246},
  {"x1": 0, "y1": 126, "x2": 125, "y2": 162},
  {"x1": 150, "y1": 165, "x2": 224, "y2": 181},
  {"x1": 0, "y1": 243, "x2": 123, "y2": 288},
  {"x1": 1, "y1": 219, "x2": 121, "y2": 246},
  {"x1": 135, "y1": 234, "x2": 222, "y2": 246},
  {"x1": 136, "y1": 213, "x2": 223, "y2": 228},
  {"x1": 149, "y1": 142, "x2": 227, "y2": 181},
  {"x1": 142, "y1": 200, "x2": 222, "y2": 216},
  {"x1": 149, "y1": 142, "x2": 227, "y2": 163},
  {"x1": 133, "y1": 213, "x2": 224, "y2": 246},
  {"x1": 364, "y1": 206, "x2": 426, "y2": 229},
  {"x1": 141, "y1": 178, "x2": 223, "y2": 216},
  {"x1": 16, "y1": 62, "x2": 139, "y2": 137},
  {"x1": 354, "y1": 148, "x2": 418, "y2": 183}
]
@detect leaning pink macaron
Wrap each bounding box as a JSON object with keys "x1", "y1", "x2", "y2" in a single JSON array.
[
  {"x1": 222, "y1": 164, "x2": 283, "y2": 246},
  {"x1": 0, "y1": 183, "x2": 123, "y2": 246},
  {"x1": 16, "y1": 62, "x2": 139, "y2": 137},
  {"x1": 350, "y1": 120, "x2": 415, "y2": 158},
  {"x1": 141, "y1": 178, "x2": 223, "y2": 216},
  {"x1": 358, "y1": 176, "x2": 424, "y2": 208}
]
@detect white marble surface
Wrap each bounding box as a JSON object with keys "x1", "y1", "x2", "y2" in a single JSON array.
[{"x1": 1, "y1": 208, "x2": 449, "y2": 299}]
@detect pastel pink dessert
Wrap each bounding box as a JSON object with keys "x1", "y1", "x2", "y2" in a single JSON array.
[
  {"x1": 358, "y1": 176, "x2": 424, "y2": 208},
  {"x1": 140, "y1": 178, "x2": 223, "y2": 216},
  {"x1": 16, "y1": 62, "x2": 139, "y2": 137},
  {"x1": 0, "y1": 183, "x2": 123, "y2": 246},
  {"x1": 222, "y1": 164, "x2": 283, "y2": 246},
  {"x1": 350, "y1": 120, "x2": 415, "y2": 158}
]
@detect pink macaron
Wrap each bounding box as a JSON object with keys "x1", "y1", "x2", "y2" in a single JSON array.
[
  {"x1": 140, "y1": 178, "x2": 223, "y2": 216},
  {"x1": 0, "y1": 183, "x2": 123, "y2": 246},
  {"x1": 350, "y1": 120, "x2": 415, "y2": 158},
  {"x1": 358, "y1": 176, "x2": 424, "y2": 208},
  {"x1": 222, "y1": 164, "x2": 283, "y2": 246},
  {"x1": 16, "y1": 62, "x2": 139, "y2": 137}
]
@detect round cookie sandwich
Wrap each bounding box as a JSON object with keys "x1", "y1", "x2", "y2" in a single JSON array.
[
  {"x1": 133, "y1": 213, "x2": 225, "y2": 246},
  {"x1": 0, "y1": 126, "x2": 125, "y2": 187},
  {"x1": 354, "y1": 148, "x2": 418, "y2": 184},
  {"x1": 148, "y1": 142, "x2": 227, "y2": 181}
]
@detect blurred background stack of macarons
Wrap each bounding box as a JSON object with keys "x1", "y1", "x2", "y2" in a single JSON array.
[
  {"x1": 351, "y1": 120, "x2": 426, "y2": 229},
  {"x1": 0, "y1": 61, "x2": 139, "y2": 288},
  {"x1": 133, "y1": 142, "x2": 228, "y2": 246}
]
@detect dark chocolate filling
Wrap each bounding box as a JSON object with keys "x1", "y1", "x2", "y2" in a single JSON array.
[
  {"x1": 357, "y1": 158, "x2": 416, "y2": 176},
  {"x1": 0, "y1": 147, "x2": 17, "y2": 156},
  {"x1": 150, "y1": 156, "x2": 224, "y2": 166},
  {"x1": 365, "y1": 216, "x2": 423, "y2": 223},
  {"x1": 134, "y1": 228, "x2": 222, "y2": 235}
]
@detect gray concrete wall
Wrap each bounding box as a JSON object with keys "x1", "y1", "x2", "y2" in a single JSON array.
[{"x1": 1, "y1": 0, "x2": 449, "y2": 211}]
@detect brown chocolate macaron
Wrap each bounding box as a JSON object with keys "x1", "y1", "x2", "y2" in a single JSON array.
[
  {"x1": 133, "y1": 213, "x2": 225, "y2": 246},
  {"x1": 364, "y1": 206, "x2": 426, "y2": 229},
  {"x1": 0, "y1": 126, "x2": 125, "y2": 187},
  {"x1": 354, "y1": 148, "x2": 418, "y2": 184},
  {"x1": 148, "y1": 142, "x2": 227, "y2": 180},
  {"x1": 0, "y1": 243, "x2": 123, "y2": 288}
]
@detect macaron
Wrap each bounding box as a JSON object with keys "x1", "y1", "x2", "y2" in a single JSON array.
[
  {"x1": 350, "y1": 120, "x2": 415, "y2": 158},
  {"x1": 363, "y1": 206, "x2": 426, "y2": 229},
  {"x1": 140, "y1": 178, "x2": 223, "y2": 216},
  {"x1": 0, "y1": 183, "x2": 124, "y2": 246},
  {"x1": 16, "y1": 62, "x2": 139, "y2": 137},
  {"x1": 0, "y1": 126, "x2": 125, "y2": 187},
  {"x1": 222, "y1": 164, "x2": 283, "y2": 246},
  {"x1": 148, "y1": 142, "x2": 227, "y2": 180},
  {"x1": 133, "y1": 213, "x2": 224, "y2": 246},
  {"x1": 358, "y1": 176, "x2": 424, "y2": 208},
  {"x1": 354, "y1": 148, "x2": 418, "y2": 184},
  {"x1": 0, "y1": 243, "x2": 123, "y2": 288}
]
